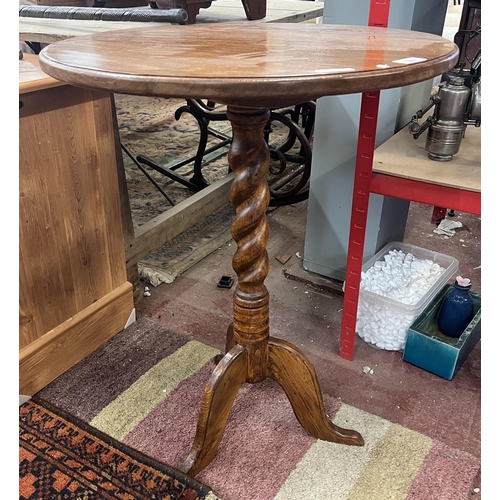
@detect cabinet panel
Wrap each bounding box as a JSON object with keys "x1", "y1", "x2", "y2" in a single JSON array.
[{"x1": 19, "y1": 59, "x2": 134, "y2": 394}]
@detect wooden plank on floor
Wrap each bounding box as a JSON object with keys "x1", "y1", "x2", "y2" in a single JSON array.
[{"x1": 125, "y1": 173, "x2": 234, "y2": 267}]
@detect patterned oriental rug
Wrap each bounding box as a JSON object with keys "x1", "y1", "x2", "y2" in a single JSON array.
[
  {"x1": 19, "y1": 398, "x2": 218, "y2": 500},
  {"x1": 34, "y1": 317, "x2": 481, "y2": 500},
  {"x1": 115, "y1": 94, "x2": 308, "y2": 286}
]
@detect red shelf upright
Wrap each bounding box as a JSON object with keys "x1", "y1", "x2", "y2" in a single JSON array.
[{"x1": 339, "y1": 0, "x2": 390, "y2": 360}]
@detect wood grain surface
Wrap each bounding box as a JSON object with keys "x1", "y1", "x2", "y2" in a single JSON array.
[
  {"x1": 19, "y1": 58, "x2": 134, "y2": 394},
  {"x1": 39, "y1": 23, "x2": 459, "y2": 107},
  {"x1": 20, "y1": 85, "x2": 128, "y2": 346},
  {"x1": 373, "y1": 115, "x2": 481, "y2": 192}
]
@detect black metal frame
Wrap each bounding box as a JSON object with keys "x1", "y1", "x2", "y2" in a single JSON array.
[{"x1": 134, "y1": 99, "x2": 315, "y2": 207}]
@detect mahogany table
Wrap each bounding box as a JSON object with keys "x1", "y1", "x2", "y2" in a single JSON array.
[{"x1": 39, "y1": 22, "x2": 458, "y2": 476}]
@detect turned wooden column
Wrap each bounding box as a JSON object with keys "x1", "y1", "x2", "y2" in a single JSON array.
[{"x1": 227, "y1": 106, "x2": 271, "y2": 383}]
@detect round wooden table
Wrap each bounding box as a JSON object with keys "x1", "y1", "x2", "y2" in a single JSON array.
[{"x1": 39, "y1": 23, "x2": 458, "y2": 477}]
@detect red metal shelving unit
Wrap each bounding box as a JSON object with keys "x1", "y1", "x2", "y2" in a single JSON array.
[{"x1": 339, "y1": 0, "x2": 481, "y2": 360}]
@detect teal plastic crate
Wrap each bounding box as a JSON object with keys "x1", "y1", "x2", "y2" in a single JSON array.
[{"x1": 402, "y1": 284, "x2": 481, "y2": 380}]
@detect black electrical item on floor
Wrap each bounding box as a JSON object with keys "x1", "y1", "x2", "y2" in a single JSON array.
[{"x1": 217, "y1": 276, "x2": 234, "y2": 289}]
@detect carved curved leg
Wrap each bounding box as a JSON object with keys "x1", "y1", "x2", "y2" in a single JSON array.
[
  {"x1": 213, "y1": 324, "x2": 235, "y2": 364},
  {"x1": 181, "y1": 344, "x2": 248, "y2": 477},
  {"x1": 225, "y1": 323, "x2": 235, "y2": 353},
  {"x1": 268, "y1": 337, "x2": 364, "y2": 446}
]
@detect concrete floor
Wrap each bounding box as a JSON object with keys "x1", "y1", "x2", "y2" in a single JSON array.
[{"x1": 134, "y1": 200, "x2": 481, "y2": 469}]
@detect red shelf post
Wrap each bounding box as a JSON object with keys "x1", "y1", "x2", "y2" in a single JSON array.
[{"x1": 338, "y1": 0, "x2": 391, "y2": 360}]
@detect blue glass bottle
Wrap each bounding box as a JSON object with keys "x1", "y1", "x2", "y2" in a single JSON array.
[{"x1": 437, "y1": 278, "x2": 474, "y2": 338}]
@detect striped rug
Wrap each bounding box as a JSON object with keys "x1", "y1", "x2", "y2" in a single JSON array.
[{"x1": 37, "y1": 317, "x2": 480, "y2": 500}]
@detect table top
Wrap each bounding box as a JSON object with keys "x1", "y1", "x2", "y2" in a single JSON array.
[
  {"x1": 19, "y1": 0, "x2": 324, "y2": 45},
  {"x1": 373, "y1": 118, "x2": 480, "y2": 193},
  {"x1": 39, "y1": 23, "x2": 459, "y2": 108}
]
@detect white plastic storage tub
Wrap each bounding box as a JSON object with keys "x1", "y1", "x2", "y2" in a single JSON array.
[{"x1": 356, "y1": 242, "x2": 458, "y2": 351}]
